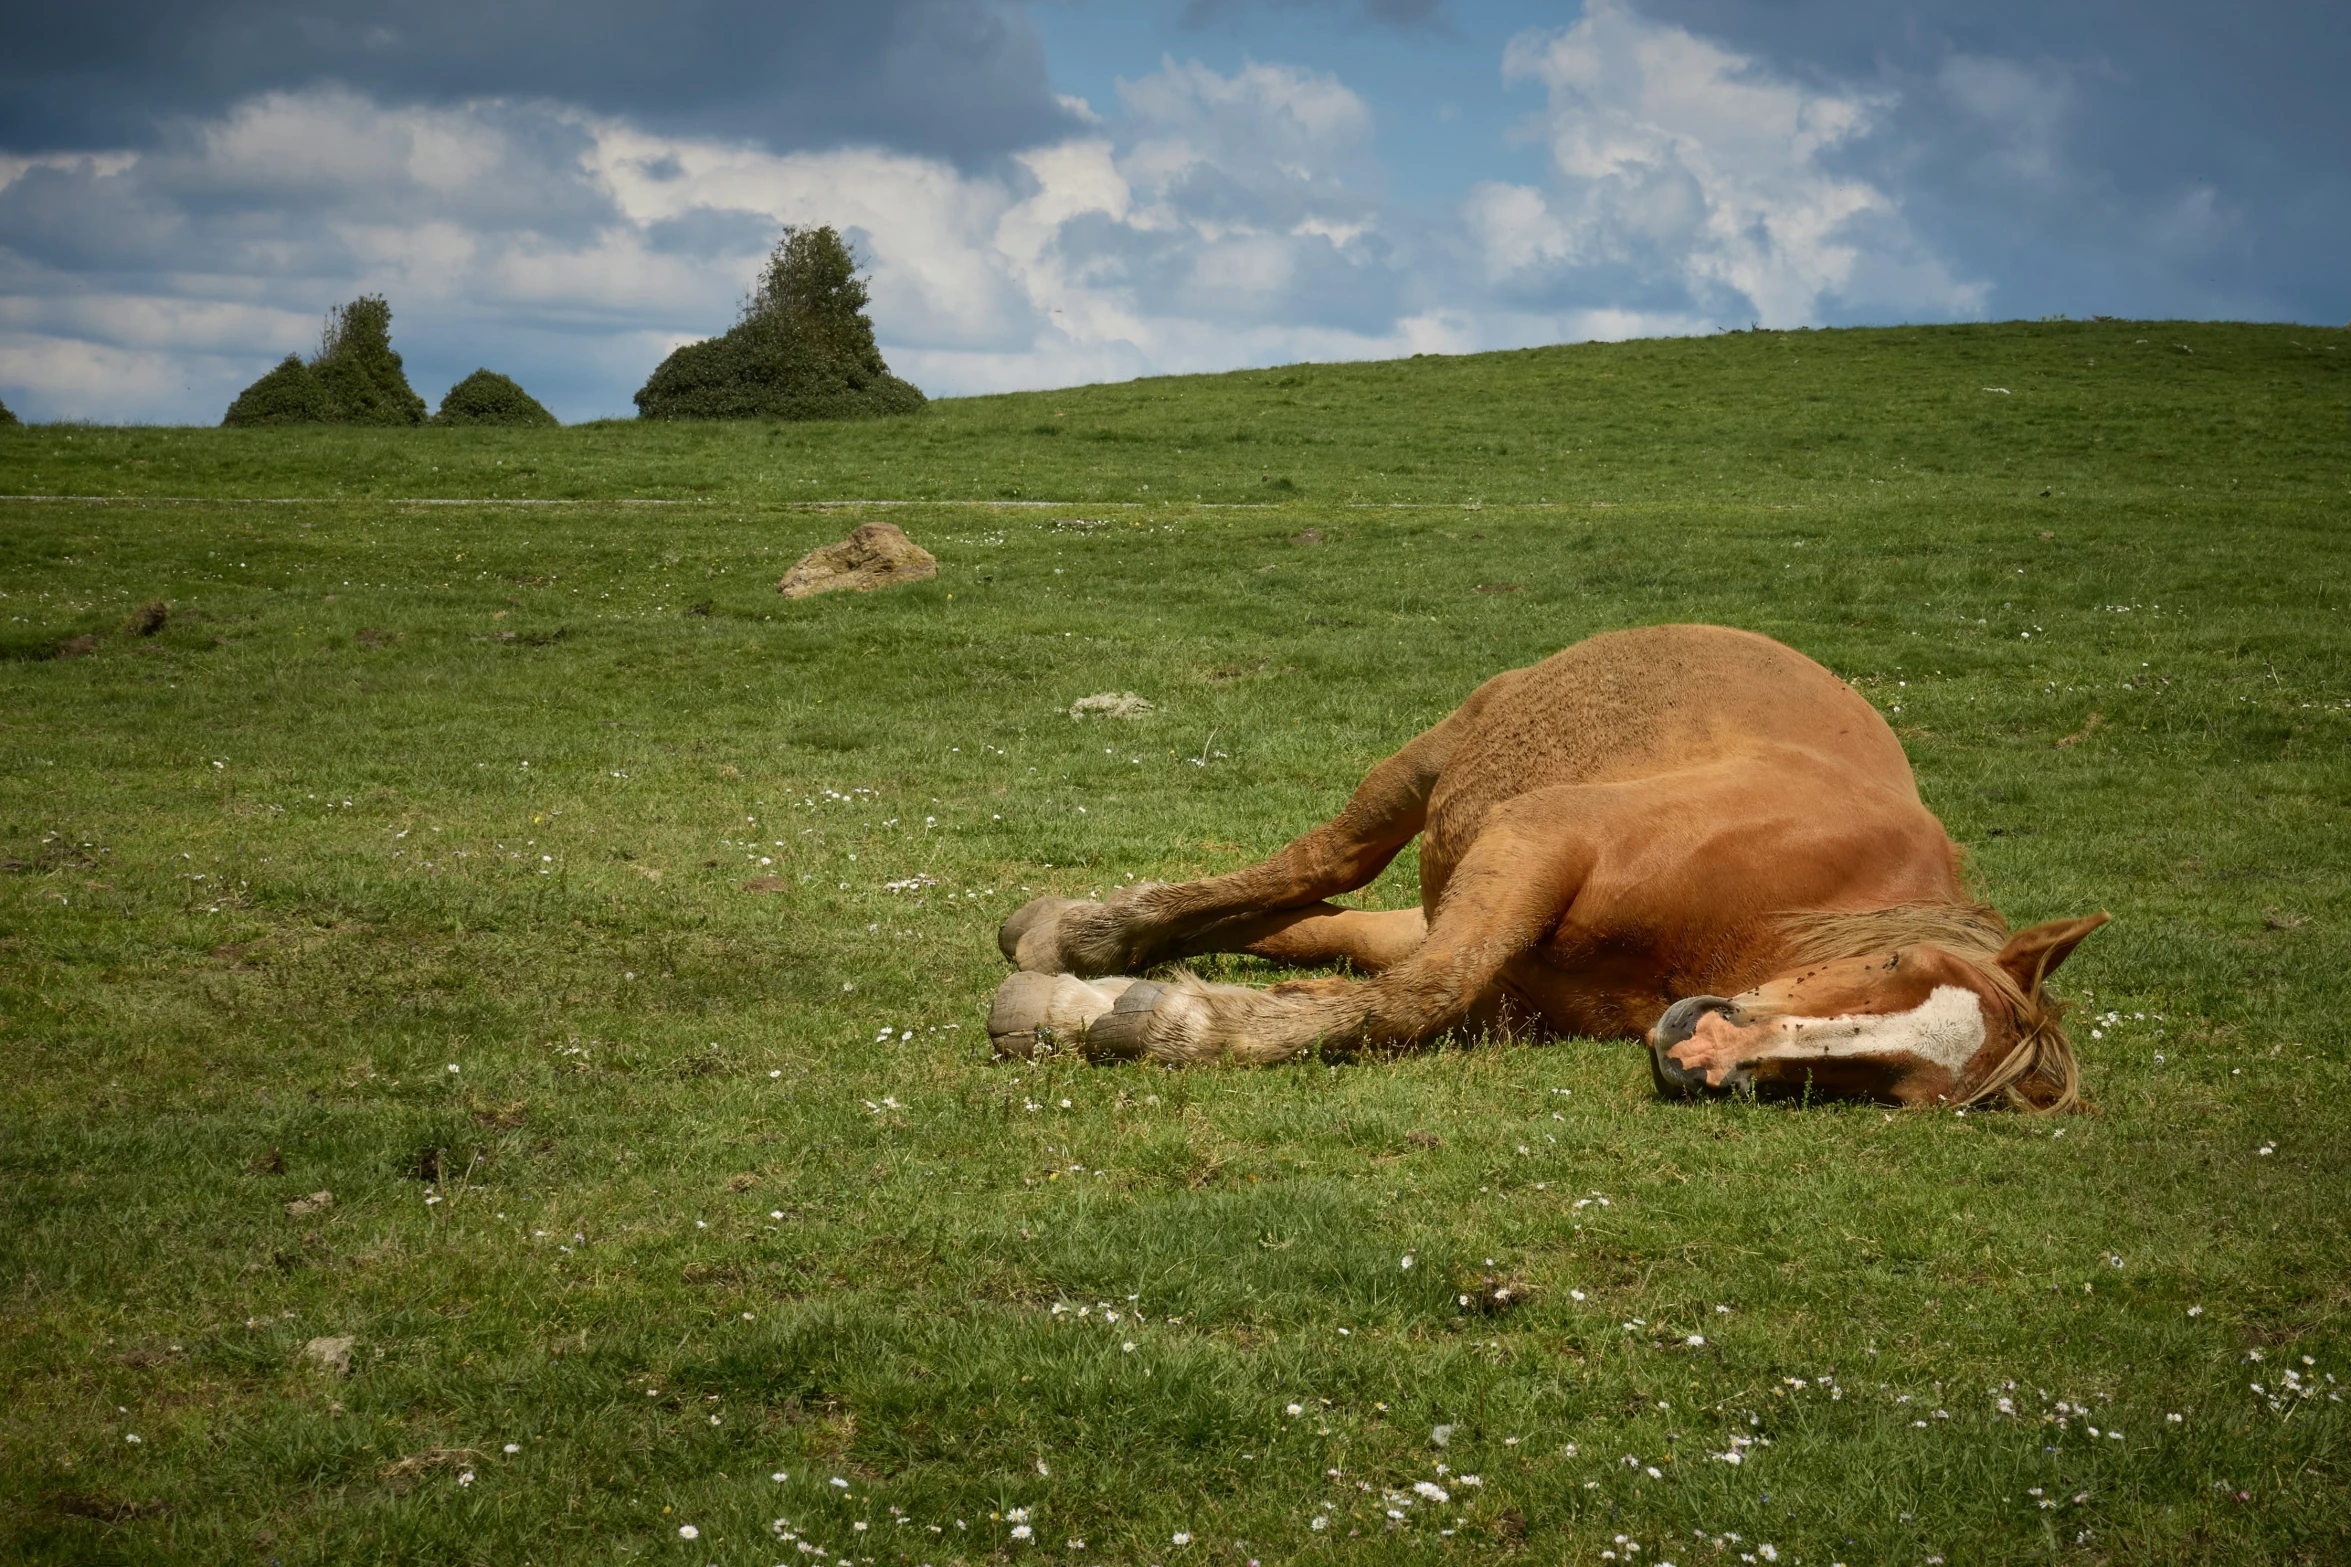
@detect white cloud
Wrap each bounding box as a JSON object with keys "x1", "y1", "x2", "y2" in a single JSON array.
[
  {"x1": 0, "y1": 61, "x2": 1434, "y2": 421},
  {"x1": 0, "y1": 25, "x2": 1981, "y2": 425},
  {"x1": 1484, "y1": 0, "x2": 1983, "y2": 326}
]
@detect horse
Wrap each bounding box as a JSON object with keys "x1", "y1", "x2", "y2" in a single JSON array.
[{"x1": 987, "y1": 624, "x2": 2105, "y2": 1110}]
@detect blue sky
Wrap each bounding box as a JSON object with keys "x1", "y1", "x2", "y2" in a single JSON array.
[{"x1": 1, "y1": 0, "x2": 2342, "y2": 423}]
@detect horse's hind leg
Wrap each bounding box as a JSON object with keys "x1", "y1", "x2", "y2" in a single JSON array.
[
  {"x1": 1192, "y1": 903, "x2": 1427, "y2": 973},
  {"x1": 999, "y1": 703, "x2": 1476, "y2": 976}
]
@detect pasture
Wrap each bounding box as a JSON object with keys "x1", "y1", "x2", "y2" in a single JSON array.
[{"x1": 2, "y1": 318, "x2": 2348, "y2": 1565}]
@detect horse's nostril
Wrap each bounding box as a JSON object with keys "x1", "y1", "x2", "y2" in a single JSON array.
[{"x1": 1650, "y1": 994, "x2": 1736, "y2": 1049}]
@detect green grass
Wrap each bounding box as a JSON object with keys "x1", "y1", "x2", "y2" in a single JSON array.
[{"x1": 1, "y1": 318, "x2": 2347, "y2": 1566}]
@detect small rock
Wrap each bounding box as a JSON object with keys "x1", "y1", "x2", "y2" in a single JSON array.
[
  {"x1": 300, "y1": 1335, "x2": 355, "y2": 1376},
  {"x1": 285, "y1": 1190, "x2": 333, "y2": 1218},
  {"x1": 777, "y1": 521, "x2": 937, "y2": 599},
  {"x1": 1069, "y1": 692, "x2": 1154, "y2": 720}
]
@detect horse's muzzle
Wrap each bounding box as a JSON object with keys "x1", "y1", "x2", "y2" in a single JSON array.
[{"x1": 1648, "y1": 994, "x2": 1740, "y2": 1096}]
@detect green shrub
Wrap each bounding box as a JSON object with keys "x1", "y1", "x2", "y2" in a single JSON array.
[
  {"x1": 222, "y1": 354, "x2": 338, "y2": 427},
  {"x1": 635, "y1": 225, "x2": 926, "y2": 422},
  {"x1": 0, "y1": 394, "x2": 18, "y2": 427},
  {"x1": 222, "y1": 295, "x2": 426, "y2": 427},
  {"x1": 312, "y1": 296, "x2": 426, "y2": 425},
  {"x1": 433, "y1": 369, "x2": 559, "y2": 427}
]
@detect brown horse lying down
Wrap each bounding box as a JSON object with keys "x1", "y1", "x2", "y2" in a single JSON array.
[{"x1": 988, "y1": 624, "x2": 2106, "y2": 1110}]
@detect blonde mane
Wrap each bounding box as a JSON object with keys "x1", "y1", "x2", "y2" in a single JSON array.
[{"x1": 1775, "y1": 903, "x2": 2083, "y2": 1113}]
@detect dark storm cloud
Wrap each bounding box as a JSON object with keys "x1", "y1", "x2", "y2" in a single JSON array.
[
  {"x1": 1639, "y1": 0, "x2": 2351, "y2": 319},
  {"x1": 0, "y1": 0, "x2": 1081, "y2": 164}
]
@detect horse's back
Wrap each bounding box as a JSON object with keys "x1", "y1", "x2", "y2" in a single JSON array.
[{"x1": 1428, "y1": 625, "x2": 1911, "y2": 832}]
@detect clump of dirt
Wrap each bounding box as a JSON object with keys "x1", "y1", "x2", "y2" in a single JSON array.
[
  {"x1": 51, "y1": 1492, "x2": 166, "y2": 1522},
  {"x1": 300, "y1": 1334, "x2": 355, "y2": 1376},
  {"x1": 1455, "y1": 1269, "x2": 1533, "y2": 1315},
  {"x1": 778, "y1": 521, "x2": 938, "y2": 599},
  {"x1": 1069, "y1": 692, "x2": 1154, "y2": 719},
  {"x1": 380, "y1": 1446, "x2": 479, "y2": 1487}
]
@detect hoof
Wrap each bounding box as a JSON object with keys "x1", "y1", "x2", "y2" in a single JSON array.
[
  {"x1": 997, "y1": 885, "x2": 1173, "y2": 975},
  {"x1": 1081, "y1": 980, "x2": 1165, "y2": 1060},
  {"x1": 987, "y1": 971, "x2": 1137, "y2": 1060},
  {"x1": 998, "y1": 896, "x2": 1083, "y2": 966}
]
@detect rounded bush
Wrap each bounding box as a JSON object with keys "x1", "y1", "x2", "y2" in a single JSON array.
[
  {"x1": 312, "y1": 296, "x2": 426, "y2": 425},
  {"x1": 635, "y1": 323, "x2": 925, "y2": 422},
  {"x1": 434, "y1": 369, "x2": 558, "y2": 427},
  {"x1": 221, "y1": 295, "x2": 426, "y2": 427},
  {"x1": 0, "y1": 394, "x2": 19, "y2": 427},
  {"x1": 635, "y1": 225, "x2": 926, "y2": 423},
  {"x1": 223, "y1": 355, "x2": 338, "y2": 427}
]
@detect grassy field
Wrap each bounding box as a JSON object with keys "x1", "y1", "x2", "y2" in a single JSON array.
[{"x1": 1, "y1": 318, "x2": 2347, "y2": 1566}]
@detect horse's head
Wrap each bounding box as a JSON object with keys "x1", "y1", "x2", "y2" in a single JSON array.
[{"x1": 1648, "y1": 913, "x2": 2109, "y2": 1110}]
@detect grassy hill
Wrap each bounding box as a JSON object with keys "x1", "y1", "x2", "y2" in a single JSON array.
[
  {"x1": 5, "y1": 319, "x2": 2346, "y2": 506},
  {"x1": 2, "y1": 320, "x2": 2348, "y2": 1564}
]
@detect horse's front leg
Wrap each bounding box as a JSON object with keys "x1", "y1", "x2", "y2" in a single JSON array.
[
  {"x1": 998, "y1": 712, "x2": 1454, "y2": 975},
  {"x1": 996, "y1": 817, "x2": 1585, "y2": 1065}
]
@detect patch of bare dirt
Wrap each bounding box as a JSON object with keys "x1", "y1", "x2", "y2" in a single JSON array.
[{"x1": 778, "y1": 521, "x2": 938, "y2": 599}]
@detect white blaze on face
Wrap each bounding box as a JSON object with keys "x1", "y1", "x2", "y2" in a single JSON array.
[{"x1": 1759, "y1": 983, "x2": 1987, "y2": 1071}]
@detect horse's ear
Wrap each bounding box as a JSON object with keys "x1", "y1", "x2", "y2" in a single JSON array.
[{"x1": 1994, "y1": 913, "x2": 2111, "y2": 992}]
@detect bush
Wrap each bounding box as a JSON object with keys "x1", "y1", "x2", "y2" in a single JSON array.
[
  {"x1": 222, "y1": 355, "x2": 339, "y2": 427},
  {"x1": 433, "y1": 369, "x2": 558, "y2": 427},
  {"x1": 0, "y1": 394, "x2": 19, "y2": 428},
  {"x1": 635, "y1": 225, "x2": 926, "y2": 422},
  {"x1": 222, "y1": 295, "x2": 426, "y2": 427},
  {"x1": 312, "y1": 296, "x2": 426, "y2": 425}
]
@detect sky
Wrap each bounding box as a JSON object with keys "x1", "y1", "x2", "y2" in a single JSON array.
[{"x1": 1, "y1": 0, "x2": 2343, "y2": 424}]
